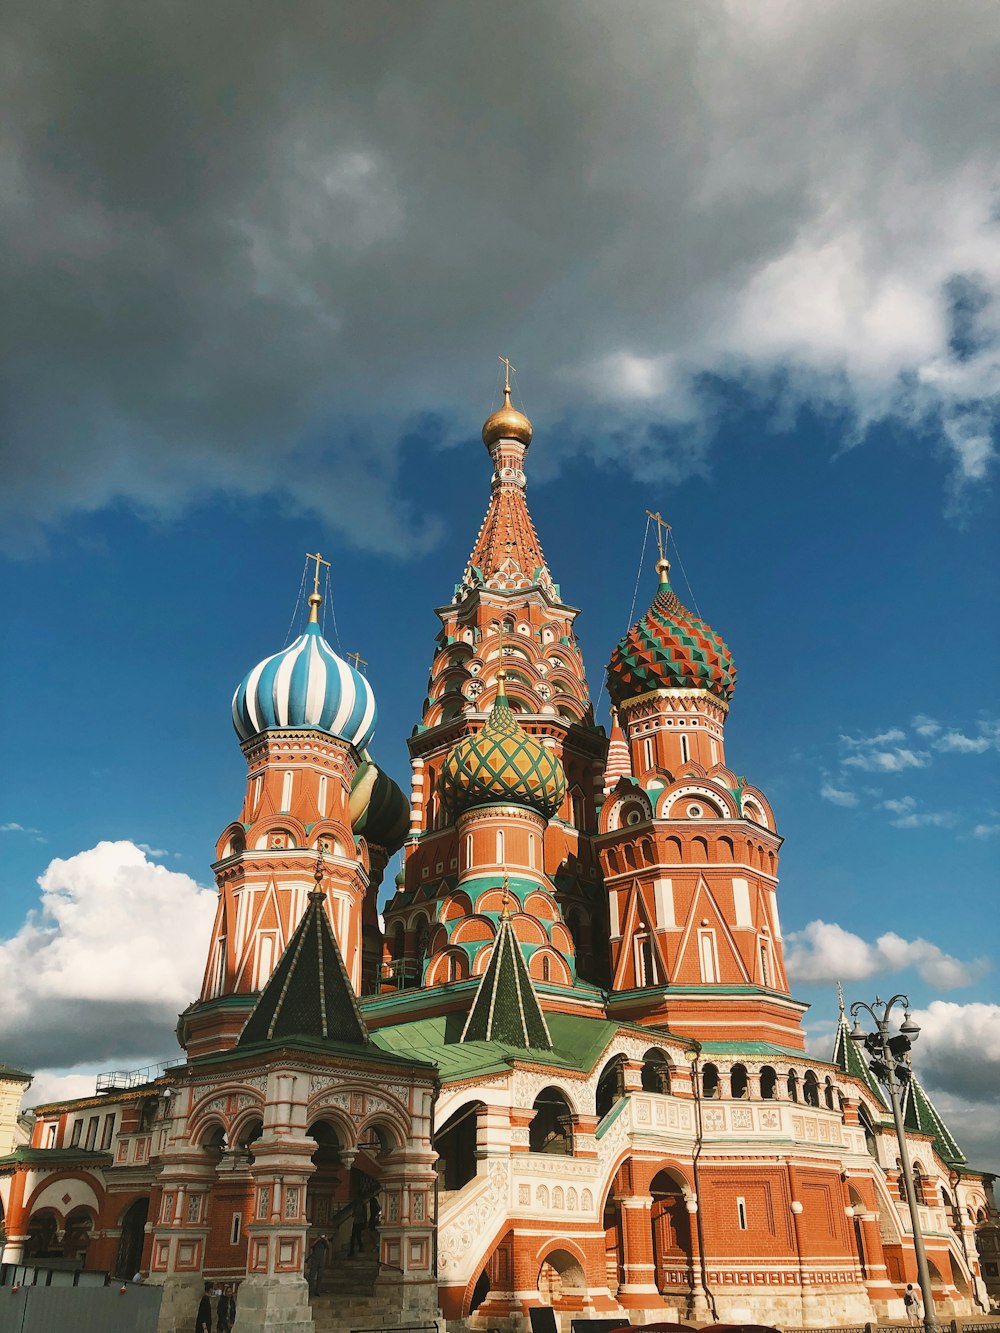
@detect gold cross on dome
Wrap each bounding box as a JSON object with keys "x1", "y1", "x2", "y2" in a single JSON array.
[
  {"x1": 306, "y1": 550, "x2": 331, "y2": 595},
  {"x1": 346, "y1": 650, "x2": 368, "y2": 674},
  {"x1": 645, "y1": 510, "x2": 672, "y2": 562},
  {"x1": 499, "y1": 355, "x2": 516, "y2": 393}
]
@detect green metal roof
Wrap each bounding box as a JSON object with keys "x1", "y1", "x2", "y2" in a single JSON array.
[
  {"x1": 902, "y1": 1075, "x2": 966, "y2": 1167},
  {"x1": 831, "y1": 1013, "x2": 888, "y2": 1109},
  {"x1": 0, "y1": 1147, "x2": 112, "y2": 1169},
  {"x1": 0, "y1": 1063, "x2": 31, "y2": 1081},
  {"x1": 698, "y1": 1040, "x2": 821, "y2": 1060},
  {"x1": 371, "y1": 1010, "x2": 621, "y2": 1084}
]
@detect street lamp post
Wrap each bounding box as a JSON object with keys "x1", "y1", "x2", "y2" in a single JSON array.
[{"x1": 849, "y1": 993, "x2": 938, "y2": 1333}]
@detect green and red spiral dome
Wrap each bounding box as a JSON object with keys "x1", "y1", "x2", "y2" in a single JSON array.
[{"x1": 607, "y1": 560, "x2": 736, "y2": 707}]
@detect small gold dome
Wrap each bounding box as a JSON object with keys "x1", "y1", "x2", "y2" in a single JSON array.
[{"x1": 482, "y1": 386, "x2": 533, "y2": 449}]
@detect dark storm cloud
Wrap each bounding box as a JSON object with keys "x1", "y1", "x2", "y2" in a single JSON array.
[{"x1": 3, "y1": 0, "x2": 999, "y2": 550}]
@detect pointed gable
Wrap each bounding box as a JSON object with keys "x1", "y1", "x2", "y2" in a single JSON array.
[
  {"x1": 831, "y1": 1007, "x2": 887, "y2": 1109},
  {"x1": 901, "y1": 1075, "x2": 966, "y2": 1166},
  {"x1": 239, "y1": 891, "x2": 369, "y2": 1048},
  {"x1": 461, "y1": 914, "x2": 552, "y2": 1049}
]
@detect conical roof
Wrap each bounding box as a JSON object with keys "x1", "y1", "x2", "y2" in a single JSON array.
[
  {"x1": 832, "y1": 1005, "x2": 888, "y2": 1108},
  {"x1": 461, "y1": 913, "x2": 552, "y2": 1049},
  {"x1": 901, "y1": 1074, "x2": 966, "y2": 1166},
  {"x1": 239, "y1": 890, "x2": 369, "y2": 1048},
  {"x1": 608, "y1": 560, "x2": 736, "y2": 708},
  {"x1": 440, "y1": 679, "x2": 566, "y2": 819}
]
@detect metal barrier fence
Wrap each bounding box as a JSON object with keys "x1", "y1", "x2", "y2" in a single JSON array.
[{"x1": 0, "y1": 1283, "x2": 162, "y2": 1333}]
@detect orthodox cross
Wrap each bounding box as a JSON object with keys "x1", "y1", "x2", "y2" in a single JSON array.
[
  {"x1": 645, "y1": 510, "x2": 671, "y2": 562},
  {"x1": 346, "y1": 651, "x2": 368, "y2": 674},
  {"x1": 499, "y1": 355, "x2": 516, "y2": 393},
  {"x1": 306, "y1": 550, "x2": 331, "y2": 595}
]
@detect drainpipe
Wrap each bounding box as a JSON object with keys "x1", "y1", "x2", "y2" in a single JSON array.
[{"x1": 685, "y1": 1043, "x2": 718, "y2": 1321}]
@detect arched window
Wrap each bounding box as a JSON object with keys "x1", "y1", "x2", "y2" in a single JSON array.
[
  {"x1": 541, "y1": 955, "x2": 551, "y2": 983},
  {"x1": 803, "y1": 1070, "x2": 820, "y2": 1107},
  {"x1": 702, "y1": 1063, "x2": 720, "y2": 1099},
  {"x1": 596, "y1": 1056, "x2": 627, "y2": 1118},
  {"x1": 824, "y1": 1076, "x2": 837, "y2": 1110},
  {"x1": 760, "y1": 1066, "x2": 777, "y2": 1100},
  {"x1": 858, "y1": 1104, "x2": 878, "y2": 1159},
  {"x1": 529, "y1": 1088, "x2": 573, "y2": 1155},
  {"x1": 730, "y1": 1064, "x2": 749, "y2": 1099},
  {"x1": 642, "y1": 1048, "x2": 671, "y2": 1094},
  {"x1": 496, "y1": 829, "x2": 505, "y2": 864},
  {"x1": 786, "y1": 1069, "x2": 799, "y2": 1103}
]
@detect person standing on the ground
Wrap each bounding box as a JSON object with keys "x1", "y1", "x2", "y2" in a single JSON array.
[
  {"x1": 368, "y1": 1192, "x2": 381, "y2": 1233},
  {"x1": 904, "y1": 1284, "x2": 918, "y2": 1325},
  {"x1": 349, "y1": 1196, "x2": 367, "y2": 1257},
  {"x1": 306, "y1": 1234, "x2": 329, "y2": 1296},
  {"x1": 216, "y1": 1283, "x2": 236, "y2": 1333},
  {"x1": 195, "y1": 1281, "x2": 213, "y2": 1333}
]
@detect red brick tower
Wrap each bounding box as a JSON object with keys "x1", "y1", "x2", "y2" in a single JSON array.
[
  {"x1": 599, "y1": 534, "x2": 803, "y2": 1047},
  {"x1": 384, "y1": 372, "x2": 608, "y2": 989},
  {"x1": 180, "y1": 562, "x2": 400, "y2": 1057}
]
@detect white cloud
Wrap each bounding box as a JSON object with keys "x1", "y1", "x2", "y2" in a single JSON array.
[
  {"x1": 882, "y1": 796, "x2": 916, "y2": 815},
  {"x1": 820, "y1": 782, "x2": 859, "y2": 808},
  {"x1": 910, "y1": 1001, "x2": 1000, "y2": 1105},
  {"x1": 843, "y1": 746, "x2": 929, "y2": 773},
  {"x1": 0, "y1": 841, "x2": 216, "y2": 1070},
  {"x1": 912, "y1": 715, "x2": 941, "y2": 738},
  {"x1": 890, "y1": 810, "x2": 955, "y2": 830},
  {"x1": 934, "y1": 731, "x2": 992, "y2": 754},
  {"x1": 136, "y1": 842, "x2": 169, "y2": 858},
  {"x1": 972, "y1": 822, "x2": 1000, "y2": 838},
  {"x1": 785, "y1": 919, "x2": 988, "y2": 989}
]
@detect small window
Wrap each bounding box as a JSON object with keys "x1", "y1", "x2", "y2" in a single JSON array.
[
  {"x1": 85, "y1": 1117, "x2": 99, "y2": 1150},
  {"x1": 71, "y1": 1119, "x2": 83, "y2": 1147},
  {"x1": 101, "y1": 1114, "x2": 116, "y2": 1150},
  {"x1": 680, "y1": 734, "x2": 690, "y2": 763},
  {"x1": 737, "y1": 1197, "x2": 747, "y2": 1230},
  {"x1": 230, "y1": 1213, "x2": 242, "y2": 1245},
  {"x1": 643, "y1": 737, "x2": 654, "y2": 771},
  {"x1": 542, "y1": 955, "x2": 551, "y2": 982},
  {"x1": 46, "y1": 1123, "x2": 57, "y2": 1148}
]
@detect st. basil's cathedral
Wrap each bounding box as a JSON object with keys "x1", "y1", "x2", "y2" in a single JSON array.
[{"x1": 1, "y1": 381, "x2": 997, "y2": 1333}]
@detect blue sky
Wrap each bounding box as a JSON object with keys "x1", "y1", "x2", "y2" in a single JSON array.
[{"x1": 1, "y1": 1, "x2": 998, "y2": 1165}]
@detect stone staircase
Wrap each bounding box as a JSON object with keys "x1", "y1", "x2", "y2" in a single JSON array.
[{"x1": 311, "y1": 1250, "x2": 384, "y2": 1331}]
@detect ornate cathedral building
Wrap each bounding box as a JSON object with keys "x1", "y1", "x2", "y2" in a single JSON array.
[{"x1": 1, "y1": 380, "x2": 997, "y2": 1333}]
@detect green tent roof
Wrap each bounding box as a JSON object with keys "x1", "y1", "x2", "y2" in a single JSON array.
[
  {"x1": 461, "y1": 914, "x2": 552, "y2": 1049},
  {"x1": 239, "y1": 891, "x2": 370, "y2": 1048}
]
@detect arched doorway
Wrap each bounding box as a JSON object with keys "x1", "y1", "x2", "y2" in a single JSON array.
[
  {"x1": 306, "y1": 1119, "x2": 347, "y2": 1235},
  {"x1": 537, "y1": 1247, "x2": 587, "y2": 1317},
  {"x1": 602, "y1": 1188, "x2": 622, "y2": 1294},
  {"x1": 433, "y1": 1102, "x2": 483, "y2": 1192},
  {"x1": 848, "y1": 1186, "x2": 868, "y2": 1280},
  {"x1": 649, "y1": 1170, "x2": 693, "y2": 1301},
  {"x1": 24, "y1": 1210, "x2": 59, "y2": 1260},
  {"x1": 114, "y1": 1198, "x2": 149, "y2": 1278}
]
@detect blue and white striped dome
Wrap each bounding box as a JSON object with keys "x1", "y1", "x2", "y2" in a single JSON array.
[{"x1": 232, "y1": 621, "x2": 377, "y2": 749}]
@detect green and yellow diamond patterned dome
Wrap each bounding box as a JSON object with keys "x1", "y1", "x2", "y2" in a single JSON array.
[
  {"x1": 608, "y1": 558, "x2": 736, "y2": 708},
  {"x1": 440, "y1": 677, "x2": 567, "y2": 819}
]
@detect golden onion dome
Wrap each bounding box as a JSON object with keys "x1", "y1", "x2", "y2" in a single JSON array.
[{"x1": 482, "y1": 385, "x2": 533, "y2": 450}]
